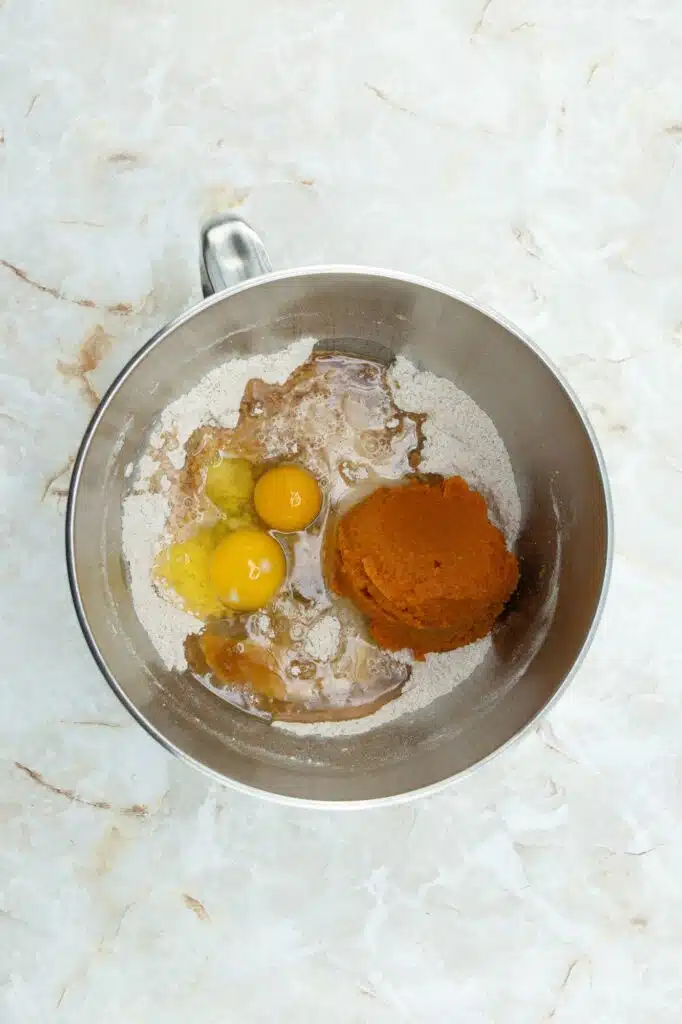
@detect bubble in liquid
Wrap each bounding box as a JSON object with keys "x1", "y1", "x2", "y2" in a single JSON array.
[{"x1": 289, "y1": 659, "x2": 317, "y2": 680}]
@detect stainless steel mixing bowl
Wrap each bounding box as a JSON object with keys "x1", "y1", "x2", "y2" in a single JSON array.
[{"x1": 66, "y1": 215, "x2": 612, "y2": 807}]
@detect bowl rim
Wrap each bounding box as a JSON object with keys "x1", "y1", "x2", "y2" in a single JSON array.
[{"x1": 65, "y1": 264, "x2": 614, "y2": 809}]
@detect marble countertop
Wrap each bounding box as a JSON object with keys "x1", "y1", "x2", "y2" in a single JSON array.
[{"x1": 1, "y1": 1, "x2": 681, "y2": 1020}]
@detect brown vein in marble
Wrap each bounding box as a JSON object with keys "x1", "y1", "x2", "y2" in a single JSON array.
[
  {"x1": 545, "y1": 958, "x2": 590, "y2": 1021},
  {"x1": 108, "y1": 151, "x2": 139, "y2": 164},
  {"x1": 14, "y1": 762, "x2": 148, "y2": 817},
  {"x1": 56, "y1": 324, "x2": 113, "y2": 410},
  {"x1": 559, "y1": 959, "x2": 580, "y2": 991},
  {"x1": 59, "y1": 218, "x2": 105, "y2": 228},
  {"x1": 183, "y1": 894, "x2": 210, "y2": 921},
  {"x1": 110, "y1": 902, "x2": 134, "y2": 941},
  {"x1": 63, "y1": 719, "x2": 124, "y2": 728},
  {"x1": 571, "y1": 348, "x2": 652, "y2": 366},
  {"x1": 41, "y1": 454, "x2": 75, "y2": 501},
  {"x1": 586, "y1": 61, "x2": 601, "y2": 85},
  {"x1": 59, "y1": 369, "x2": 97, "y2": 409},
  {"x1": 602, "y1": 844, "x2": 660, "y2": 859},
  {"x1": 0, "y1": 258, "x2": 133, "y2": 315},
  {"x1": 365, "y1": 82, "x2": 413, "y2": 116},
  {"x1": 107, "y1": 151, "x2": 142, "y2": 172},
  {"x1": 56, "y1": 900, "x2": 138, "y2": 1009},
  {"x1": 364, "y1": 83, "x2": 453, "y2": 129},
  {"x1": 472, "y1": 0, "x2": 493, "y2": 36}
]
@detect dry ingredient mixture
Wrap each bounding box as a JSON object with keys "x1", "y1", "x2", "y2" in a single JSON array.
[{"x1": 122, "y1": 339, "x2": 521, "y2": 734}]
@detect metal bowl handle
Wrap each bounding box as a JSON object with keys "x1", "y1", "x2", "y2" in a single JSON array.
[{"x1": 200, "y1": 214, "x2": 272, "y2": 296}]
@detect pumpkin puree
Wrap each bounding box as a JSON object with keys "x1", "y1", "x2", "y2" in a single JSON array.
[{"x1": 330, "y1": 476, "x2": 519, "y2": 659}]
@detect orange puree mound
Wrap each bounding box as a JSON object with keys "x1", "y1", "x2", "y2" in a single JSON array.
[{"x1": 330, "y1": 476, "x2": 519, "y2": 660}]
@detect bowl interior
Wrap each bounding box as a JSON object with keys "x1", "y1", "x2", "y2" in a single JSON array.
[{"x1": 68, "y1": 270, "x2": 610, "y2": 803}]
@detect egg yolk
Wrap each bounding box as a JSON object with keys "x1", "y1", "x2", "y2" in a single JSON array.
[
  {"x1": 154, "y1": 526, "x2": 225, "y2": 620},
  {"x1": 204, "y1": 456, "x2": 254, "y2": 515},
  {"x1": 254, "y1": 465, "x2": 322, "y2": 532},
  {"x1": 209, "y1": 529, "x2": 286, "y2": 611}
]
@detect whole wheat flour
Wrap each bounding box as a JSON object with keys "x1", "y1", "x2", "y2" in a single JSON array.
[
  {"x1": 278, "y1": 636, "x2": 492, "y2": 737},
  {"x1": 389, "y1": 355, "x2": 521, "y2": 545},
  {"x1": 303, "y1": 615, "x2": 342, "y2": 662},
  {"x1": 122, "y1": 342, "x2": 521, "y2": 734}
]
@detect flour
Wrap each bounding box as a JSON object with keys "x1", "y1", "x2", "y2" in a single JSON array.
[
  {"x1": 122, "y1": 339, "x2": 521, "y2": 733},
  {"x1": 278, "y1": 637, "x2": 491, "y2": 737},
  {"x1": 121, "y1": 337, "x2": 316, "y2": 670},
  {"x1": 303, "y1": 615, "x2": 342, "y2": 662},
  {"x1": 151, "y1": 337, "x2": 316, "y2": 448},
  {"x1": 122, "y1": 491, "x2": 203, "y2": 669},
  {"x1": 389, "y1": 355, "x2": 521, "y2": 545}
]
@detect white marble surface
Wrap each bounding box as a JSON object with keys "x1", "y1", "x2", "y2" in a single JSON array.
[{"x1": 1, "y1": 1, "x2": 681, "y2": 1020}]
